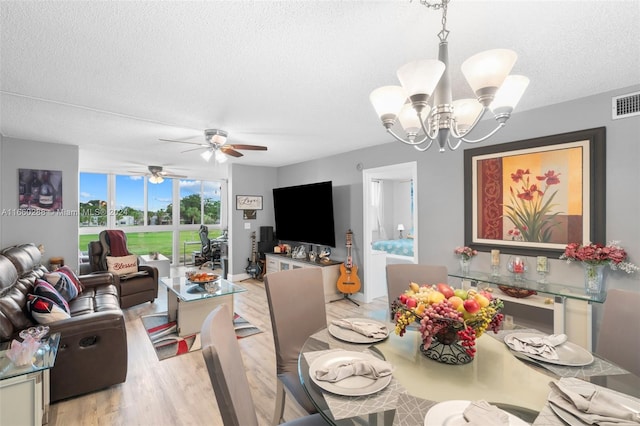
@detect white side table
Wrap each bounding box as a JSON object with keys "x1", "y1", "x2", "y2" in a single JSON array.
[
  {"x1": 139, "y1": 254, "x2": 171, "y2": 277},
  {"x1": 0, "y1": 333, "x2": 60, "y2": 425}
]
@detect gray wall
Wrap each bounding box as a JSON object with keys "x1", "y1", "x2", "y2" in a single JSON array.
[
  {"x1": 0, "y1": 137, "x2": 80, "y2": 270},
  {"x1": 228, "y1": 164, "x2": 277, "y2": 277}
]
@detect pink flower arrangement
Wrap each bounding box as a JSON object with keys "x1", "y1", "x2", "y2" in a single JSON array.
[
  {"x1": 560, "y1": 241, "x2": 639, "y2": 274},
  {"x1": 454, "y1": 246, "x2": 478, "y2": 260}
]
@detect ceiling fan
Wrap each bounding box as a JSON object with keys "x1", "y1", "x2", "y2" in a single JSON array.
[
  {"x1": 127, "y1": 165, "x2": 187, "y2": 184},
  {"x1": 160, "y1": 129, "x2": 267, "y2": 162}
]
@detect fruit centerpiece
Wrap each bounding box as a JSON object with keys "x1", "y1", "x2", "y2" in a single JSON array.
[{"x1": 392, "y1": 282, "x2": 504, "y2": 365}]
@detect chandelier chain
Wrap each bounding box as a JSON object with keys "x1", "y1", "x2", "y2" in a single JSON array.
[{"x1": 418, "y1": 0, "x2": 450, "y2": 41}]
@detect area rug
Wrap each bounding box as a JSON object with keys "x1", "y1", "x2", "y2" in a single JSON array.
[{"x1": 141, "y1": 312, "x2": 262, "y2": 361}]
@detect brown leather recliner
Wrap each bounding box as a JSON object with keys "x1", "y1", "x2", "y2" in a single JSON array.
[{"x1": 87, "y1": 230, "x2": 158, "y2": 309}]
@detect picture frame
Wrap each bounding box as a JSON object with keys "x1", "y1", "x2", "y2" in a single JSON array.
[
  {"x1": 236, "y1": 195, "x2": 263, "y2": 210},
  {"x1": 243, "y1": 209, "x2": 257, "y2": 220},
  {"x1": 18, "y1": 168, "x2": 63, "y2": 212},
  {"x1": 464, "y1": 127, "x2": 606, "y2": 257}
]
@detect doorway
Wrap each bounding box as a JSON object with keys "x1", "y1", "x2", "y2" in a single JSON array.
[{"x1": 362, "y1": 162, "x2": 418, "y2": 303}]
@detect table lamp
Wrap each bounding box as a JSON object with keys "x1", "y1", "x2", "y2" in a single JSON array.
[{"x1": 397, "y1": 224, "x2": 404, "y2": 239}]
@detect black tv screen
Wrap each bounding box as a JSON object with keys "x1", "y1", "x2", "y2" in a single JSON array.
[{"x1": 273, "y1": 181, "x2": 336, "y2": 247}]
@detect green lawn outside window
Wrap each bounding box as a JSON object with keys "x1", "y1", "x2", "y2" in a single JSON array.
[{"x1": 79, "y1": 229, "x2": 222, "y2": 263}]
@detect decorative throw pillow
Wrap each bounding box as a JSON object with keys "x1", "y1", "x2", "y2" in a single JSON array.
[
  {"x1": 57, "y1": 265, "x2": 84, "y2": 293},
  {"x1": 44, "y1": 272, "x2": 79, "y2": 302},
  {"x1": 106, "y1": 254, "x2": 138, "y2": 276},
  {"x1": 33, "y1": 279, "x2": 70, "y2": 314},
  {"x1": 27, "y1": 294, "x2": 71, "y2": 324}
]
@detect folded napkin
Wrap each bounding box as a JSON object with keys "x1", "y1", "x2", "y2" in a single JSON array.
[
  {"x1": 506, "y1": 333, "x2": 568, "y2": 360},
  {"x1": 331, "y1": 319, "x2": 388, "y2": 338},
  {"x1": 548, "y1": 377, "x2": 640, "y2": 425},
  {"x1": 315, "y1": 357, "x2": 393, "y2": 382},
  {"x1": 463, "y1": 400, "x2": 510, "y2": 426}
]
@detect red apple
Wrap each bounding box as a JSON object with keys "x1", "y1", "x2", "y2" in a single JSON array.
[
  {"x1": 436, "y1": 283, "x2": 455, "y2": 299},
  {"x1": 463, "y1": 299, "x2": 481, "y2": 314},
  {"x1": 399, "y1": 294, "x2": 408, "y2": 304},
  {"x1": 406, "y1": 297, "x2": 417, "y2": 309}
]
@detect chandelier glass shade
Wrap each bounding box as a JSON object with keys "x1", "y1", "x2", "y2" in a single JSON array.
[{"x1": 370, "y1": 0, "x2": 529, "y2": 152}]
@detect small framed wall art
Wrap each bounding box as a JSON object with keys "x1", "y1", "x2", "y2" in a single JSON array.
[{"x1": 236, "y1": 195, "x2": 263, "y2": 210}]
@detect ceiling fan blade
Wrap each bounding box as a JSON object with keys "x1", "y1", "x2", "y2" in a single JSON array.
[
  {"x1": 227, "y1": 144, "x2": 268, "y2": 151},
  {"x1": 163, "y1": 174, "x2": 188, "y2": 179},
  {"x1": 159, "y1": 138, "x2": 207, "y2": 147},
  {"x1": 181, "y1": 147, "x2": 205, "y2": 154},
  {"x1": 220, "y1": 146, "x2": 244, "y2": 157}
]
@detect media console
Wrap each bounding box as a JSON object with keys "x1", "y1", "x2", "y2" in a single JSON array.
[{"x1": 265, "y1": 253, "x2": 342, "y2": 303}]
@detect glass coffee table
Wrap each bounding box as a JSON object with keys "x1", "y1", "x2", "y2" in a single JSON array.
[{"x1": 160, "y1": 277, "x2": 247, "y2": 336}]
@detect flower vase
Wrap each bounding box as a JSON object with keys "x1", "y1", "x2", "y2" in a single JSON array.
[
  {"x1": 459, "y1": 258, "x2": 471, "y2": 275},
  {"x1": 420, "y1": 328, "x2": 474, "y2": 365},
  {"x1": 583, "y1": 263, "x2": 605, "y2": 294}
]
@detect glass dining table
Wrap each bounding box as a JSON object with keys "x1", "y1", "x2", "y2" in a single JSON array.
[{"x1": 298, "y1": 324, "x2": 640, "y2": 425}]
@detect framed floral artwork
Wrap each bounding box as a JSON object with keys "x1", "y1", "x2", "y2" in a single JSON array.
[{"x1": 464, "y1": 127, "x2": 606, "y2": 257}]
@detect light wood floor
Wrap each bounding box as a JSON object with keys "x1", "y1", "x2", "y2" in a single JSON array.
[{"x1": 48, "y1": 267, "x2": 388, "y2": 426}]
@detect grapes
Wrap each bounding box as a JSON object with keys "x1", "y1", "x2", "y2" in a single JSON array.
[{"x1": 417, "y1": 301, "x2": 463, "y2": 347}]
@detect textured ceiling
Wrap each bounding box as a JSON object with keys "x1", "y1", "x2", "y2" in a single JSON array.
[{"x1": 1, "y1": 1, "x2": 639, "y2": 178}]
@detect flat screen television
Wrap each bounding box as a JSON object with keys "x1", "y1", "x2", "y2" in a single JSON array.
[{"x1": 273, "y1": 181, "x2": 336, "y2": 247}]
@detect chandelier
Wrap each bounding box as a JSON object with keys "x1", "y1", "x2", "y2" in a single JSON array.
[{"x1": 370, "y1": 0, "x2": 529, "y2": 152}]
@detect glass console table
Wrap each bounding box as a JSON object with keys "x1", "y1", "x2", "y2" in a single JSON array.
[{"x1": 448, "y1": 271, "x2": 603, "y2": 351}]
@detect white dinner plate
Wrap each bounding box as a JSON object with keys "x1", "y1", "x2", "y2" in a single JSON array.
[
  {"x1": 424, "y1": 400, "x2": 530, "y2": 426},
  {"x1": 504, "y1": 332, "x2": 594, "y2": 366},
  {"x1": 548, "y1": 402, "x2": 587, "y2": 426},
  {"x1": 308, "y1": 350, "x2": 392, "y2": 396},
  {"x1": 328, "y1": 318, "x2": 389, "y2": 344}
]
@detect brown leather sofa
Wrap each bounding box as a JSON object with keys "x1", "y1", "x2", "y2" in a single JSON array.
[
  {"x1": 0, "y1": 243, "x2": 127, "y2": 402},
  {"x1": 86, "y1": 230, "x2": 158, "y2": 309}
]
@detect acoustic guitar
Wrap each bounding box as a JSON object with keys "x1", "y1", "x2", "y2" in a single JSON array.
[{"x1": 336, "y1": 229, "x2": 361, "y2": 294}]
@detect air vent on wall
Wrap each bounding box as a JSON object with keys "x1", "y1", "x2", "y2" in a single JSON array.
[{"x1": 612, "y1": 91, "x2": 640, "y2": 119}]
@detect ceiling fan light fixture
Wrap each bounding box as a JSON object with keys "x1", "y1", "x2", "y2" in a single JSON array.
[
  {"x1": 201, "y1": 149, "x2": 214, "y2": 162},
  {"x1": 215, "y1": 150, "x2": 228, "y2": 163},
  {"x1": 149, "y1": 175, "x2": 164, "y2": 184},
  {"x1": 205, "y1": 129, "x2": 229, "y2": 145}
]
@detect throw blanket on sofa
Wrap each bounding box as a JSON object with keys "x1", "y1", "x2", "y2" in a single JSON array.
[{"x1": 106, "y1": 230, "x2": 130, "y2": 257}]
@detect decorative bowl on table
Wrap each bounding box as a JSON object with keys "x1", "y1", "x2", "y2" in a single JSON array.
[
  {"x1": 392, "y1": 282, "x2": 504, "y2": 365},
  {"x1": 186, "y1": 271, "x2": 220, "y2": 285},
  {"x1": 498, "y1": 285, "x2": 537, "y2": 298}
]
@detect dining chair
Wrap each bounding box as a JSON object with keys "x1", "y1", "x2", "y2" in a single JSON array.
[
  {"x1": 595, "y1": 288, "x2": 640, "y2": 376},
  {"x1": 264, "y1": 268, "x2": 327, "y2": 425},
  {"x1": 385, "y1": 264, "x2": 448, "y2": 320},
  {"x1": 201, "y1": 305, "x2": 328, "y2": 426}
]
